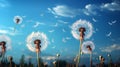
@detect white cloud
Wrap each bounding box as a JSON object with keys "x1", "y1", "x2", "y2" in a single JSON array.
[
  {"x1": 71, "y1": 19, "x2": 93, "y2": 40},
  {"x1": 33, "y1": 22, "x2": 45, "y2": 28},
  {"x1": 83, "y1": 0, "x2": 120, "y2": 16},
  {"x1": 106, "y1": 32, "x2": 112, "y2": 37},
  {"x1": 26, "y1": 32, "x2": 49, "y2": 52},
  {"x1": 83, "y1": 11, "x2": 90, "y2": 16},
  {"x1": 100, "y1": 44, "x2": 120, "y2": 52},
  {"x1": 0, "y1": 35, "x2": 12, "y2": 50},
  {"x1": 84, "y1": 4, "x2": 98, "y2": 15},
  {"x1": 48, "y1": 5, "x2": 80, "y2": 18},
  {"x1": 42, "y1": 56, "x2": 56, "y2": 60},
  {"x1": 0, "y1": 28, "x2": 21, "y2": 36},
  {"x1": 0, "y1": 30, "x2": 7, "y2": 33},
  {"x1": 101, "y1": 0, "x2": 120, "y2": 11},
  {"x1": 48, "y1": 1, "x2": 120, "y2": 17}
]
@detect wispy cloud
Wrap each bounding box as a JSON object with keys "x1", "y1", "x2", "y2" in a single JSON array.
[
  {"x1": 62, "y1": 38, "x2": 66, "y2": 43},
  {"x1": 18, "y1": 42, "x2": 24, "y2": 45},
  {"x1": 93, "y1": 28, "x2": 99, "y2": 33},
  {"x1": 83, "y1": 4, "x2": 98, "y2": 15},
  {"x1": 51, "y1": 38, "x2": 55, "y2": 43},
  {"x1": 51, "y1": 38, "x2": 54, "y2": 43},
  {"x1": 21, "y1": 24, "x2": 25, "y2": 28},
  {"x1": 33, "y1": 22, "x2": 45, "y2": 28},
  {"x1": 58, "y1": 20, "x2": 68, "y2": 24},
  {"x1": 51, "y1": 23, "x2": 58, "y2": 27},
  {"x1": 0, "y1": 29, "x2": 7, "y2": 34},
  {"x1": 22, "y1": 15, "x2": 26, "y2": 18},
  {"x1": 48, "y1": 5, "x2": 81, "y2": 18},
  {"x1": 83, "y1": 0, "x2": 120, "y2": 16},
  {"x1": 100, "y1": 44, "x2": 120, "y2": 52},
  {"x1": 62, "y1": 37, "x2": 71, "y2": 43},
  {"x1": 108, "y1": 20, "x2": 117, "y2": 25},
  {"x1": 48, "y1": 1, "x2": 120, "y2": 17},
  {"x1": 48, "y1": 30, "x2": 55, "y2": 33},
  {"x1": 62, "y1": 29, "x2": 66, "y2": 32},
  {"x1": 26, "y1": 20, "x2": 34, "y2": 23},
  {"x1": 59, "y1": 48, "x2": 69, "y2": 54},
  {"x1": 0, "y1": 0, "x2": 9, "y2": 8},
  {"x1": 101, "y1": 0, "x2": 120, "y2": 11},
  {"x1": 40, "y1": 13, "x2": 44, "y2": 17},
  {"x1": 66, "y1": 37, "x2": 71, "y2": 40},
  {"x1": 52, "y1": 46, "x2": 56, "y2": 49},
  {"x1": 92, "y1": 18, "x2": 97, "y2": 22},
  {"x1": 0, "y1": 27, "x2": 21, "y2": 36},
  {"x1": 26, "y1": 55, "x2": 33, "y2": 59},
  {"x1": 42, "y1": 56, "x2": 56, "y2": 60},
  {"x1": 106, "y1": 32, "x2": 112, "y2": 37},
  {"x1": 93, "y1": 52, "x2": 98, "y2": 55}
]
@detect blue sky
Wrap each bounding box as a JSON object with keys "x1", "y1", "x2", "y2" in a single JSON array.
[{"x1": 0, "y1": 0, "x2": 120, "y2": 65}]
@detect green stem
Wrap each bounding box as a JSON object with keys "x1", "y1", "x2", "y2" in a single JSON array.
[
  {"x1": 90, "y1": 52, "x2": 92, "y2": 67},
  {"x1": 37, "y1": 52, "x2": 40, "y2": 67},
  {"x1": 14, "y1": 23, "x2": 17, "y2": 32},
  {"x1": 76, "y1": 40, "x2": 83, "y2": 67},
  {"x1": 58, "y1": 57, "x2": 59, "y2": 67}
]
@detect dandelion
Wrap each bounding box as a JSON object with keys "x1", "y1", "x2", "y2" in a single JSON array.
[
  {"x1": 34, "y1": 39, "x2": 41, "y2": 67},
  {"x1": 76, "y1": 27, "x2": 86, "y2": 67},
  {"x1": 0, "y1": 41, "x2": 6, "y2": 61},
  {"x1": 71, "y1": 19, "x2": 93, "y2": 67},
  {"x1": 26, "y1": 32, "x2": 49, "y2": 67},
  {"x1": 26, "y1": 32, "x2": 49, "y2": 52},
  {"x1": 81, "y1": 41, "x2": 95, "y2": 67},
  {"x1": 13, "y1": 16, "x2": 23, "y2": 32},
  {"x1": 71, "y1": 19, "x2": 93, "y2": 40},
  {"x1": 53, "y1": 61, "x2": 56, "y2": 67},
  {"x1": 56, "y1": 53, "x2": 60, "y2": 67},
  {"x1": 0, "y1": 35, "x2": 11, "y2": 62}
]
